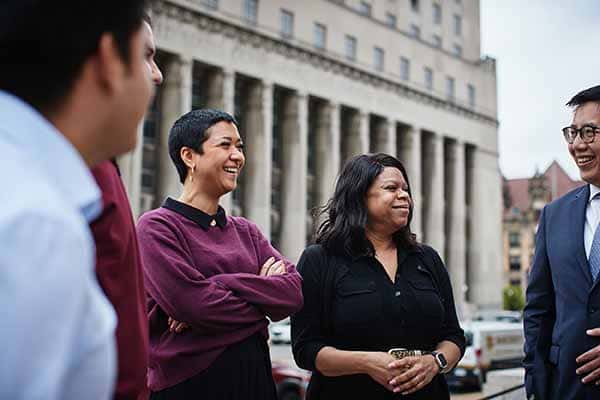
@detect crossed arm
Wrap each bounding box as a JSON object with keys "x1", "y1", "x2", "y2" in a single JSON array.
[{"x1": 138, "y1": 216, "x2": 303, "y2": 334}]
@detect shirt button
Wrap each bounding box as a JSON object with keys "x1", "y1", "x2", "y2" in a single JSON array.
[
  {"x1": 590, "y1": 307, "x2": 597, "y2": 314},
  {"x1": 395, "y1": 291, "x2": 401, "y2": 297}
]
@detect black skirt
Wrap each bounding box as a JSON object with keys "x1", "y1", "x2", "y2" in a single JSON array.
[{"x1": 150, "y1": 333, "x2": 277, "y2": 400}]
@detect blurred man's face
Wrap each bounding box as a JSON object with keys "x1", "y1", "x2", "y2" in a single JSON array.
[
  {"x1": 104, "y1": 24, "x2": 154, "y2": 157},
  {"x1": 142, "y1": 21, "x2": 163, "y2": 87}
]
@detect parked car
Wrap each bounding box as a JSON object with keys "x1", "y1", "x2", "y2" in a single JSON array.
[
  {"x1": 472, "y1": 310, "x2": 522, "y2": 324},
  {"x1": 272, "y1": 362, "x2": 310, "y2": 400},
  {"x1": 447, "y1": 320, "x2": 524, "y2": 391},
  {"x1": 269, "y1": 317, "x2": 291, "y2": 344}
]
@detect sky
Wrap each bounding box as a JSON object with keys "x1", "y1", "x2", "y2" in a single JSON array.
[{"x1": 480, "y1": 0, "x2": 599, "y2": 180}]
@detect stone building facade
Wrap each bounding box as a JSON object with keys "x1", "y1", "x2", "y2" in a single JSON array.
[
  {"x1": 119, "y1": 0, "x2": 502, "y2": 309},
  {"x1": 503, "y1": 161, "x2": 582, "y2": 293}
]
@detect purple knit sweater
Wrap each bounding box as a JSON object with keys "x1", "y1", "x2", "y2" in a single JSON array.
[{"x1": 137, "y1": 201, "x2": 303, "y2": 391}]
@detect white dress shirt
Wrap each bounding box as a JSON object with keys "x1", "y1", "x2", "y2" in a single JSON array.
[
  {"x1": 584, "y1": 184, "x2": 600, "y2": 259},
  {"x1": 0, "y1": 91, "x2": 116, "y2": 399}
]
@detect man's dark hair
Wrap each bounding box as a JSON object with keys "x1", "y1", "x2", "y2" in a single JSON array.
[
  {"x1": 566, "y1": 85, "x2": 600, "y2": 108},
  {"x1": 0, "y1": 0, "x2": 148, "y2": 112},
  {"x1": 143, "y1": 11, "x2": 152, "y2": 26},
  {"x1": 169, "y1": 109, "x2": 239, "y2": 183},
  {"x1": 315, "y1": 153, "x2": 417, "y2": 258}
]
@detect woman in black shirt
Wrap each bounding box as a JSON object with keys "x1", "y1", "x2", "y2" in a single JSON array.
[{"x1": 291, "y1": 153, "x2": 465, "y2": 399}]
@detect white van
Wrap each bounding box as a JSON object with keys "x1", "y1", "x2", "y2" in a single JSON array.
[{"x1": 447, "y1": 320, "x2": 524, "y2": 390}]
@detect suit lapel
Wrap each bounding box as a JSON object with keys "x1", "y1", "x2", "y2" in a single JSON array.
[{"x1": 570, "y1": 185, "x2": 592, "y2": 286}]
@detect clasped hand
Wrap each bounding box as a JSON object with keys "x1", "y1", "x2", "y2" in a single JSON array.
[
  {"x1": 167, "y1": 257, "x2": 286, "y2": 333},
  {"x1": 366, "y1": 352, "x2": 439, "y2": 395},
  {"x1": 576, "y1": 328, "x2": 600, "y2": 385}
]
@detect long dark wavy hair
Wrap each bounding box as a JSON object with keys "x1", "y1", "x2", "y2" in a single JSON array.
[{"x1": 315, "y1": 153, "x2": 417, "y2": 258}]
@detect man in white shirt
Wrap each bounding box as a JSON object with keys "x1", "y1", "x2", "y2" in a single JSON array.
[
  {"x1": 0, "y1": 1, "x2": 154, "y2": 399},
  {"x1": 524, "y1": 85, "x2": 600, "y2": 400}
]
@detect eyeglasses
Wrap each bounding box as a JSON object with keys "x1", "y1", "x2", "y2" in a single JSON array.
[{"x1": 562, "y1": 124, "x2": 600, "y2": 144}]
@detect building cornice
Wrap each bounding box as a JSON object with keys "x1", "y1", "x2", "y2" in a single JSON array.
[{"x1": 153, "y1": 0, "x2": 499, "y2": 127}]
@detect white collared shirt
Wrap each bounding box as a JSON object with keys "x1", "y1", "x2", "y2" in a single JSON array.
[
  {"x1": 0, "y1": 91, "x2": 116, "y2": 399},
  {"x1": 584, "y1": 184, "x2": 600, "y2": 259}
]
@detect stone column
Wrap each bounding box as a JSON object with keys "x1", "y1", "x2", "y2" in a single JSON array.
[
  {"x1": 467, "y1": 147, "x2": 503, "y2": 309},
  {"x1": 157, "y1": 54, "x2": 192, "y2": 202},
  {"x1": 204, "y1": 69, "x2": 223, "y2": 109},
  {"x1": 243, "y1": 80, "x2": 273, "y2": 237},
  {"x1": 369, "y1": 118, "x2": 396, "y2": 155},
  {"x1": 280, "y1": 92, "x2": 308, "y2": 262},
  {"x1": 222, "y1": 68, "x2": 235, "y2": 115},
  {"x1": 344, "y1": 109, "x2": 369, "y2": 161},
  {"x1": 205, "y1": 68, "x2": 236, "y2": 213},
  {"x1": 116, "y1": 121, "x2": 144, "y2": 217},
  {"x1": 446, "y1": 140, "x2": 467, "y2": 312},
  {"x1": 359, "y1": 111, "x2": 369, "y2": 154},
  {"x1": 398, "y1": 126, "x2": 423, "y2": 241},
  {"x1": 423, "y1": 133, "x2": 445, "y2": 255},
  {"x1": 386, "y1": 119, "x2": 397, "y2": 156},
  {"x1": 315, "y1": 101, "x2": 341, "y2": 206}
]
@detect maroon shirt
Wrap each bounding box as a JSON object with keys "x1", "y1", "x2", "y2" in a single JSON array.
[
  {"x1": 91, "y1": 161, "x2": 149, "y2": 400},
  {"x1": 136, "y1": 198, "x2": 304, "y2": 391}
]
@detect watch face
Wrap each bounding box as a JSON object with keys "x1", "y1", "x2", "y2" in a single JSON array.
[{"x1": 436, "y1": 353, "x2": 448, "y2": 368}]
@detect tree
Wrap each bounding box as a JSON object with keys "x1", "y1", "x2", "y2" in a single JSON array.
[{"x1": 503, "y1": 284, "x2": 525, "y2": 311}]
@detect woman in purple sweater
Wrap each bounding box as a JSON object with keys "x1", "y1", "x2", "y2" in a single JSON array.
[{"x1": 137, "y1": 109, "x2": 303, "y2": 399}]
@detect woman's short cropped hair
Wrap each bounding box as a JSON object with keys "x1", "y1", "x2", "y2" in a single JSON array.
[{"x1": 168, "y1": 109, "x2": 238, "y2": 183}]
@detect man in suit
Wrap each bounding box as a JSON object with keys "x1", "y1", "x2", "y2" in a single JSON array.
[{"x1": 524, "y1": 85, "x2": 600, "y2": 400}]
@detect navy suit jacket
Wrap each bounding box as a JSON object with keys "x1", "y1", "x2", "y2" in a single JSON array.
[{"x1": 524, "y1": 184, "x2": 600, "y2": 400}]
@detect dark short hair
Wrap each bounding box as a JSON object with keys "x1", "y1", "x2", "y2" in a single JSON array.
[
  {"x1": 315, "y1": 153, "x2": 417, "y2": 258},
  {"x1": 143, "y1": 11, "x2": 152, "y2": 26},
  {"x1": 0, "y1": 0, "x2": 148, "y2": 112},
  {"x1": 566, "y1": 85, "x2": 600, "y2": 108},
  {"x1": 169, "y1": 109, "x2": 239, "y2": 183}
]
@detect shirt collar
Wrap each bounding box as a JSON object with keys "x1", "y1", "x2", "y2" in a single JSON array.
[
  {"x1": 589, "y1": 184, "x2": 600, "y2": 202},
  {"x1": 162, "y1": 197, "x2": 228, "y2": 230},
  {"x1": 0, "y1": 91, "x2": 101, "y2": 222}
]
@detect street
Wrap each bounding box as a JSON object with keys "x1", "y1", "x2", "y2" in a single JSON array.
[{"x1": 269, "y1": 344, "x2": 525, "y2": 400}]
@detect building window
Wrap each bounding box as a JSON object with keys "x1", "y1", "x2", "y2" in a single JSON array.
[
  {"x1": 244, "y1": 0, "x2": 258, "y2": 24},
  {"x1": 359, "y1": 1, "x2": 372, "y2": 16},
  {"x1": 509, "y1": 231, "x2": 520, "y2": 248},
  {"x1": 409, "y1": 24, "x2": 421, "y2": 39},
  {"x1": 424, "y1": 67, "x2": 433, "y2": 90},
  {"x1": 314, "y1": 23, "x2": 327, "y2": 49},
  {"x1": 386, "y1": 12, "x2": 397, "y2": 28},
  {"x1": 453, "y1": 14, "x2": 462, "y2": 35},
  {"x1": 432, "y1": 34, "x2": 442, "y2": 48},
  {"x1": 433, "y1": 3, "x2": 442, "y2": 24},
  {"x1": 509, "y1": 256, "x2": 521, "y2": 271},
  {"x1": 345, "y1": 35, "x2": 357, "y2": 61},
  {"x1": 374, "y1": 47, "x2": 384, "y2": 71},
  {"x1": 400, "y1": 57, "x2": 410, "y2": 81},
  {"x1": 468, "y1": 84, "x2": 475, "y2": 108},
  {"x1": 410, "y1": 0, "x2": 419, "y2": 13},
  {"x1": 452, "y1": 43, "x2": 462, "y2": 57},
  {"x1": 280, "y1": 9, "x2": 294, "y2": 38},
  {"x1": 202, "y1": 0, "x2": 218, "y2": 9},
  {"x1": 446, "y1": 76, "x2": 455, "y2": 100}
]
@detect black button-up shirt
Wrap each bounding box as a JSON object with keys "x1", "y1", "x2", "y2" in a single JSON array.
[{"x1": 291, "y1": 243, "x2": 465, "y2": 400}]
